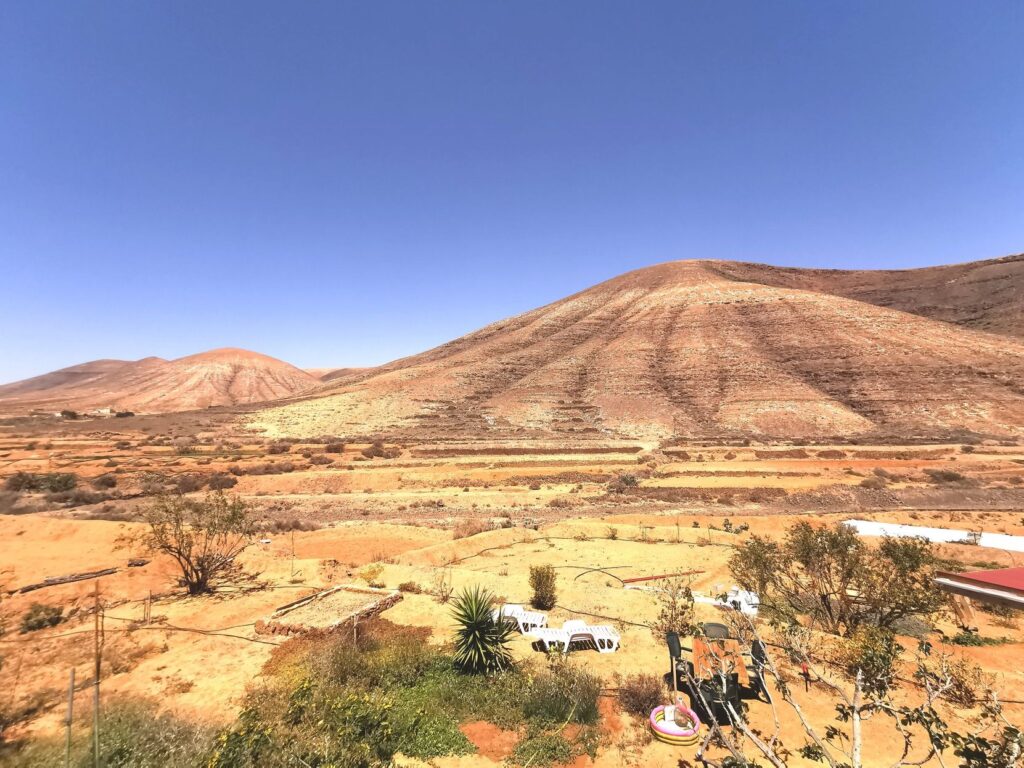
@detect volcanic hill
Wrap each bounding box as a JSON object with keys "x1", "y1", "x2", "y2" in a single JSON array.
[
  {"x1": 251, "y1": 258, "x2": 1024, "y2": 440},
  {"x1": 0, "y1": 348, "x2": 318, "y2": 414}
]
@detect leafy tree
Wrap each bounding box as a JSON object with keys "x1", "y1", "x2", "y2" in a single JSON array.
[
  {"x1": 135, "y1": 492, "x2": 254, "y2": 595},
  {"x1": 649, "y1": 574, "x2": 695, "y2": 640},
  {"x1": 730, "y1": 521, "x2": 943, "y2": 636}
]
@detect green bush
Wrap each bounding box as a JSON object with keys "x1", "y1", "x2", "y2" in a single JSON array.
[
  {"x1": 1, "y1": 697, "x2": 213, "y2": 767},
  {"x1": 525, "y1": 658, "x2": 601, "y2": 725},
  {"x1": 20, "y1": 603, "x2": 63, "y2": 633},
  {"x1": 7, "y1": 619, "x2": 602, "y2": 768},
  {"x1": 208, "y1": 621, "x2": 544, "y2": 767},
  {"x1": 842, "y1": 626, "x2": 900, "y2": 697},
  {"x1": 511, "y1": 733, "x2": 573, "y2": 766},
  {"x1": 950, "y1": 631, "x2": 1007, "y2": 647},
  {"x1": 529, "y1": 565, "x2": 557, "y2": 610}
]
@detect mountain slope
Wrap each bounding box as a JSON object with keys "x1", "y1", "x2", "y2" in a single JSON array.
[
  {"x1": 707, "y1": 253, "x2": 1024, "y2": 338},
  {"x1": 0, "y1": 359, "x2": 135, "y2": 399},
  {"x1": 251, "y1": 260, "x2": 1024, "y2": 440},
  {"x1": 0, "y1": 348, "x2": 318, "y2": 414}
]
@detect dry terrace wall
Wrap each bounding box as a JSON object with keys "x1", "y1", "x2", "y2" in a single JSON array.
[{"x1": 255, "y1": 584, "x2": 403, "y2": 637}]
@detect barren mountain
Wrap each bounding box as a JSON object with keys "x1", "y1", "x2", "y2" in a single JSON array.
[
  {"x1": 251, "y1": 259, "x2": 1024, "y2": 440},
  {"x1": 0, "y1": 348, "x2": 318, "y2": 414}
]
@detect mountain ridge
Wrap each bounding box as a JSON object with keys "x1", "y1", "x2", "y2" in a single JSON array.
[
  {"x1": 250, "y1": 257, "x2": 1024, "y2": 440},
  {"x1": 0, "y1": 348, "x2": 318, "y2": 414}
]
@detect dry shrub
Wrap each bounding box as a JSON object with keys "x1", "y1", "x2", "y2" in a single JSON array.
[
  {"x1": 207, "y1": 473, "x2": 238, "y2": 490},
  {"x1": 231, "y1": 461, "x2": 295, "y2": 475},
  {"x1": 175, "y1": 474, "x2": 206, "y2": 494},
  {"x1": 261, "y1": 518, "x2": 319, "y2": 533},
  {"x1": 172, "y1": 437, "x2": 196, "y2": 454},
  {"x1": 816, "y1": 449, "x2": 846, "y2": 459},
  {"x1": 941, "y1": 656, "x2": 989, "y2": 707},
  {"x1": 106, "y1": 636, "x2": 164, "y2": 674},
  {"x1": 431, "y1": 568, "x2": 453, "y2": 603},
  {"x1": 453, "y1": 519, "x2": 490, "y2": 539},
  {"x1": 924, "y1": 468, "x2": 973, "y2": 485},
  {"x1": 20, "y1": 602, "x2": 64, "y2": 633},
  {"x1": 618, "y1": 673, "x2": 665, "y2": 717},
  {"x1": 361, "y1": 440, "x2": 401, "y2": 459}
]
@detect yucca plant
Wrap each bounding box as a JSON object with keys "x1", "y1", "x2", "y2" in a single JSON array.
[{"x1": 451, "y1": 585, "x2": 516, "y2": 674}]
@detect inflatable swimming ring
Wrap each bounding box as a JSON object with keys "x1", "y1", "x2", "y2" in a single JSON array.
[{"x1": 649, "y1": 704, "x2": 701, "y2": 746}]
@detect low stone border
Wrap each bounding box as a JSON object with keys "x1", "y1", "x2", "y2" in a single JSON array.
[{"x1": 255, "y1": 584, "x2": 403, "y2": 637}]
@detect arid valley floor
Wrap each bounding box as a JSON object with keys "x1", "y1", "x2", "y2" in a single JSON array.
[{"x1": 1, "y1": 415, "x2": 1023, "y2": 767}]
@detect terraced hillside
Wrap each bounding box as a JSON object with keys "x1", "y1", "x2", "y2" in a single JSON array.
[{"x1": 251, "y1": 260, "x2": 1024, "y2": 440}]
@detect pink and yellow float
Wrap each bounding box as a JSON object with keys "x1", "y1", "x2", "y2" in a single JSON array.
[{"x1": 649, "y1": 703, "x2": 701, "y2": 746}]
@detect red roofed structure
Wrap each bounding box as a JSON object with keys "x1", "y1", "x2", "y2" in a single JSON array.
[{"x1": 934, "y1": 567, "x2": 1024, "y2": 610}]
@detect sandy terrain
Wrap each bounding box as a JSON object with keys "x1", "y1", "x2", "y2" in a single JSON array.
[{"x1": 1, "y1": 419, "x2": 1022, "y2": 766}]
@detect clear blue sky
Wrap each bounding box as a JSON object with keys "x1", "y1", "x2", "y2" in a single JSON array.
[{"x1": 2, "y1": 2, "x2": 1022, "y2": 383}]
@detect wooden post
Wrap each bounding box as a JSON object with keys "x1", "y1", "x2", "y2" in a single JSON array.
[
  {"x1": 92, "y1": 582, "x2": 101, "y2": 768},
  {"x1": 64, "y1": 668, "x2": 75, "y2": 768}
]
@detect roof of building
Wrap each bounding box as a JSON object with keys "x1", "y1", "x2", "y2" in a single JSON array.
[
  {"x1": 934, "y1": 567, "x2": 1024, "y2": 608},
  {"x1": 953, "y1": 567, "x2": 1024, "y2": 592}
]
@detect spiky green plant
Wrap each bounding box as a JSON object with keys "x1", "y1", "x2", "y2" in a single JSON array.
[{"x1": 451, "y1": 586, "x2": 516, "y2": 674}]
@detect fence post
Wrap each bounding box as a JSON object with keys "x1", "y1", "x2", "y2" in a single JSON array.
[
  {"x1": 93, "y1": 582, "x2": 102, "y2": 768},
  {"x1": 64, "y1": 667, "x2": 75, "y2": 768}
]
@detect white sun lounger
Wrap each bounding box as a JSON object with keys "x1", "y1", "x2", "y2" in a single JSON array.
[
  {"x1": 529, "y1": 619, "x2": 621, "y2": 654},
  {"x1": 492, "y1": 604, "x2": 548, "y2": 634},
  {"x1": 585, "y1": 624, "x2": 621, "y2": 653}
]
